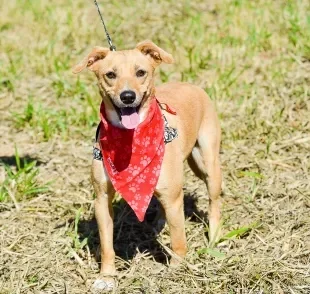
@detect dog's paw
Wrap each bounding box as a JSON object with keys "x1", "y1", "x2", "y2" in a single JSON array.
[
  {"x1": 169, "y1": 256, "x2": 183, "y2": 268},
  {"x1": 92, "y1": 278, "x2": 115, "y2": 292}
]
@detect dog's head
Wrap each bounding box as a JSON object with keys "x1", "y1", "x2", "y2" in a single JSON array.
[{"x1": 73, "y1": 40, "x2": 173, "y2": 129}]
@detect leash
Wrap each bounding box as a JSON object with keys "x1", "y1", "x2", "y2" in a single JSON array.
[{"x1": 93, "y1": 0, "x2": 116, "y2": 51}]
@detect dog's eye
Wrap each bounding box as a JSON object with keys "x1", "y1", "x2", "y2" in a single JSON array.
[
  {"x1": 105, "y1": 72, "x2": 116, "y2": 79},
  {"x1": 136, "y1": 69, "x2": 146, "y2": 77}
]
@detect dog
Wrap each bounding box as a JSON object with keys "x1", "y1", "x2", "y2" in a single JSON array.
[{"x1": 73, "y1": 40, "x2": 222, "y2": 291}]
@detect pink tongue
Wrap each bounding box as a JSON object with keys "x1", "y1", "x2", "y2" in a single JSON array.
[{"x1": 120, "y1": 109, "x2": 140, "y2": 129}]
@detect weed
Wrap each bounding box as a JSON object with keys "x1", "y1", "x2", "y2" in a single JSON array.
[
  {"x1": 68, "y1": 208, "x2": 88, "y2": 251},
  {"x1": 197, "y1": 247, "x2": 226, "y2": 259},
  {"x1": 12, "y1": 96, "x2": 98, "y2": 141},
  {"x1": 0, "y1": 147, "x2": 50, "y2": 203}
]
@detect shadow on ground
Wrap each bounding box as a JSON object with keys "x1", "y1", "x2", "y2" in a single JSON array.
[
  {"x1": 0, "y1": 155, "x2": 44, "y2": 167},
  {"x1": 76, "y1": 192, "x2": 209, "y2": 266}
]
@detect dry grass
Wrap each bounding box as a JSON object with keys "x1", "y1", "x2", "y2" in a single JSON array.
[{"x1": 0, "y1": 0, "x2": 310, "y2": 293}]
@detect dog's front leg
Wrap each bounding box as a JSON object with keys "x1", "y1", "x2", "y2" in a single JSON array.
[
  {"x1": 91, "y1": 157, "x2": 116, "y2": 291},
  {"x1": 159, "y1": 188, "x2": 187, "y2": 266}
]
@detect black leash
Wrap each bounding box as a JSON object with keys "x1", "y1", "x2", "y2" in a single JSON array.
[{"x1": 93, "y1": 0, "x2": 116, "y2": 51}]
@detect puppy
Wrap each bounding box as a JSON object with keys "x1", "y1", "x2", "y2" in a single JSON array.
[{"x1": 73, "y1": 40, "x2": 222, "y2": 291}]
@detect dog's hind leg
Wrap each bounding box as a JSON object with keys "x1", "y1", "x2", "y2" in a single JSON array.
[{"x1": 188, "y1": 119, "x2": 222, "y2": 245}]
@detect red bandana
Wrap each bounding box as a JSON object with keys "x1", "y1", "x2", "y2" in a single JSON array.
[{"x1": 99, "y1": 98, "x2": 165, "y2": 221}]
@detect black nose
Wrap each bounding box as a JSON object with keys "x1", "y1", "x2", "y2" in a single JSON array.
[{"x1": 120, "y1": 90, "x2": 136, "y2": 105}]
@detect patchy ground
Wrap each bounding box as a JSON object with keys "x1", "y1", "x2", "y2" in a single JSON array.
[{"x1": 0, "y1": 0, "x2": 309, "y2": 293}]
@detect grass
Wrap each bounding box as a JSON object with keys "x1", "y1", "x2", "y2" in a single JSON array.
[
  {"x1": 12, "y1": 92, "x2": 98, "y2": 141},
  {"x1": 0, "y1": 147, "x2": 50, "y2": 205},
  {"x1": 0, "y1": 0, "x2": 309, "y2": 293}
]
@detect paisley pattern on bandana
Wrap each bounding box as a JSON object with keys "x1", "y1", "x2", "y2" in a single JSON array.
[{"x1": 98, "y1": 98, "x2": 165, "y2": 222}]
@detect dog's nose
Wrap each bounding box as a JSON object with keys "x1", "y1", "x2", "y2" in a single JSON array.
[{"x1": 120, "y1": 90, "x2": 136, "y2": 105}]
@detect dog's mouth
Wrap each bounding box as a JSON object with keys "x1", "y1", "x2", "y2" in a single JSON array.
[
  {"x1": 115, "y1": 105, "x2": 141, "y2": 129},
  {"x1": 109, "y1": 92, "x2": 147, "y2": 129}
]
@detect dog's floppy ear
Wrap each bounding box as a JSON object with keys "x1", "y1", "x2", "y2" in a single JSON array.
[
  {"x1": 136, "y1": 40, "x2": 174, "y2": 66},
  {"x1": 72, "y1": 47, "x2": 110, "y2": 74}
]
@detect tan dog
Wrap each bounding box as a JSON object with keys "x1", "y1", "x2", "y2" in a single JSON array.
[{"x1": 73, "y1": 41, "x2": 222, "y2": 291}]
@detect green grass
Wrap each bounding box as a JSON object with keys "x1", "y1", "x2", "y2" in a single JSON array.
[
  {"x1": 12, "y1": 94, "x2": 98, "y2": 141},
  {"x1": 67, "y1": 207, "x2": 88, "y2": 251},
  {"x1": 0, "y1": 147, "x2": 50, "y2": 203},
  {"x1": 0, "y1": 0, "x2": 309, "y2": 293}
]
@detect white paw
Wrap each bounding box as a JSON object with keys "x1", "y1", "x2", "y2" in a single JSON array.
[{"x1": 92, "y1": 279, "x2": 115, "y2": 291}]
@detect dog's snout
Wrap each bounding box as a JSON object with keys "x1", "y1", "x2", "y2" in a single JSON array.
[{"x1": 120, "y1": 90, "x2": 136, "y2": 105}]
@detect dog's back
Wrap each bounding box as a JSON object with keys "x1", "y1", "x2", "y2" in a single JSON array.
[{"x1": 156, "y1": 82, "x2": 220, "y2": 161}]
